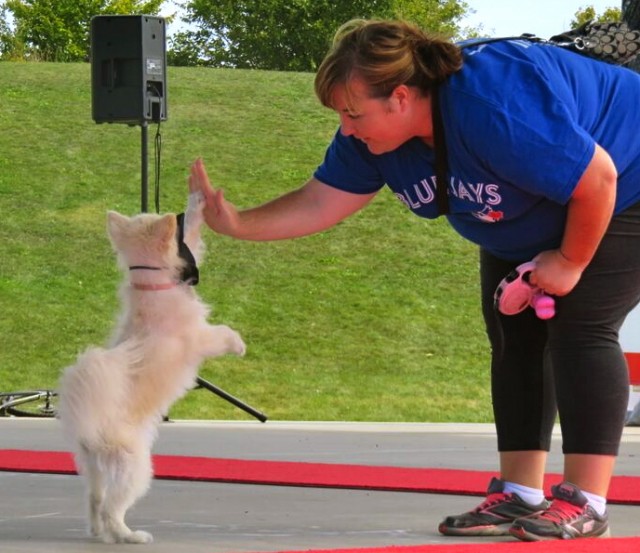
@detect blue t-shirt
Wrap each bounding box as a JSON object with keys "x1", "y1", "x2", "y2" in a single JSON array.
[{"x1": 313, "y1": 39, "x2": 640, "y2": 260}]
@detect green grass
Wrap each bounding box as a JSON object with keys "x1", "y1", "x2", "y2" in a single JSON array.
[{"x1": 0, "y1": 61, "x2": 491, "y2": 422}]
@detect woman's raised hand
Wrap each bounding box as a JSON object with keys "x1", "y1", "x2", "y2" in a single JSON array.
[{"x1": 189, "y1": 158, "x2": 241, "y2": 237}]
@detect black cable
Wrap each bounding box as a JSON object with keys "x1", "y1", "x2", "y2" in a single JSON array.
[
  {"x1": 154, "y1": 119, "x2": 162, "y2": 214},
  {"x1": 145, "y1": 82, "x2": 163, "y2": 214}
]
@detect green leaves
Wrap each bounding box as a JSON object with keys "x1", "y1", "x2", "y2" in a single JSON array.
[
  {"x1": 2, "y1": 0, "x2": 165, "y2": 61},
  {"x1": 170, "y1": 0, "x2": 473, "y2": 70}
]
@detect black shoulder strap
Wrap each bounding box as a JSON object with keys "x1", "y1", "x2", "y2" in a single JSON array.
[
  {"x1": 430, "y1": 34, "x2": 542, "y2": 217},
  {"x1": 431, "y1": 86, "x2": 450, "y2": 216},
  {"x1": 459, "y1": 34, "x2": 541, "y2": 50}
]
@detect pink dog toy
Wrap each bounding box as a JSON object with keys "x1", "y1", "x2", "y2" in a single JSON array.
[{"x1": 494, "y1": 262, "x2": 556, "y2": 319}]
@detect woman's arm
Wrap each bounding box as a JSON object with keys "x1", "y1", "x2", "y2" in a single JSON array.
[
  {"x1": 189, "y1": 158, "x2": 378, "y2": 241},
  {"x1": 532, "y1": 144, "x2": 618, "y2": 296}
]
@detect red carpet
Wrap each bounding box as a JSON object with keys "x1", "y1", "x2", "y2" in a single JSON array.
[
  {"x1": 242, "y1": 538, "x2": 640, "y2": 553},
  {"x1": 2, "y1": 449, "x2": 638, "y2": 553},
  {"x1": 1, "y1": 449, "x2": 640, "y2": 505}
]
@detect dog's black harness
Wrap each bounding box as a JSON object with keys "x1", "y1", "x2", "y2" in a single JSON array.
[{"x1": 175, "y1": 213, "x2": 199, "y2": 286}]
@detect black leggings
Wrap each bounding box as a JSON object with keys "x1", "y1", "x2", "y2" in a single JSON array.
[{"x1": 481, "y1": 201, "x2": 640, "y2": 456}]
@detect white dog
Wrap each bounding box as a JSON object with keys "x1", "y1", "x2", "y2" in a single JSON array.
[{"x1": 58, "y1": 185, "x2": 245, "y2": 544}]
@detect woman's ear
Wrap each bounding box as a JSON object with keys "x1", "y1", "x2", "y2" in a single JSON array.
[{"x1": 389, "y1": 84, "x2": 412, "y2": 112}]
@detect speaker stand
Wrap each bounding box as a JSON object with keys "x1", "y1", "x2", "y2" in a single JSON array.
[{"x1": 139, "y1": 122, "x2": 267, "y2": 423}]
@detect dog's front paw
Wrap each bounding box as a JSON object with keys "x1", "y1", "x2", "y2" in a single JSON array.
[
  {"x1": 190, "y1": 189, "x2": 205, "y2": 206},
  {"x1": 184, "y1": 190, "x2": 204, "y2": 230},
  {"x1": 206, "y1": 325, "x2": 247, "y2": 357},
  {"x1": 183, "y1": 191, "x2": 206, "y2": 257},
  {"x1": 227, "y1": 328, "x2": 246, "y2": 356},
  {"x1": 186, "y1": 190, "x2": 205, "y2": 217}
]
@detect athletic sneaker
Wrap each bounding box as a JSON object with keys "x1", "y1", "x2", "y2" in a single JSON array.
[
  {"x1": 438, "y1": 477, "x2": 550, "y2": 536},
  {"x1": 510, "y1": 481, "x2": 610, "y2": 541}
]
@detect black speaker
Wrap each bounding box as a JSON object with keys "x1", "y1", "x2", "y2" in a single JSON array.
[{"x1": 91, "y1": 15, "x2": 167, "y2": 124}]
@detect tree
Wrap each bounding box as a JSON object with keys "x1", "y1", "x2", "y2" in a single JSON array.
[
  {"x1": 0, "y1": 5, "x2": 20, "y2": 58},
  {"x1": 171, "y1": 0, "x2": 385, "y2": 70},
  {"x1": 2, "y1": 0, "x2": 165, "y2": 61},
  {"x1": 572, "y1": 4, "x2": 621, "y2": 28},
  {"x1": 389, "y1": 0, "x2": 470, "y2": 38},
  {"x1": 169, "y1": 0, "x2": 473, "y2": 70}
]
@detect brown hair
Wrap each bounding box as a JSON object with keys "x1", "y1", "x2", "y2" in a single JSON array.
[{"x1": 314, "y1": 19, "x2": 463, "y2": 109}]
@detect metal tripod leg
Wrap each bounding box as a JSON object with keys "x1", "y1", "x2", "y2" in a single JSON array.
[{"x1": 195, "y1": 377, "x2": 267, "y2": 422}]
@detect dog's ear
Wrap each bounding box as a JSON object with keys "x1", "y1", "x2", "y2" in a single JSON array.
[
  {"x1": 156, "y1": 213, "x2": 178, "y2": 244},
  {"x1": 107, "y1": 211, "x2": 130, "y2": 242}
]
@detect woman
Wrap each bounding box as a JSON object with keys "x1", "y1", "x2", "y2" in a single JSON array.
[{"x1": 190, "y1": 19, "x2": 640, "y2": 541}]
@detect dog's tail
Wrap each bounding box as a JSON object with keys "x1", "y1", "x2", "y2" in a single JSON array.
[{"x1": 58, "y1": 339, "x2": 143, "y2": 449}]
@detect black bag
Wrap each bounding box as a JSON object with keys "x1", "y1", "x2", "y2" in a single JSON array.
[
  {"x1": 461, "y1": 20, "x2": 640, "y2": 67},
  {"x1": 549, "y1": 19, "x2": 640, "y2": 66}
]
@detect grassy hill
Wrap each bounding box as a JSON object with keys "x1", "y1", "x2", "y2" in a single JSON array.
[{"x1": 0, "y1": 61, "x2": 491, "y2": 422}]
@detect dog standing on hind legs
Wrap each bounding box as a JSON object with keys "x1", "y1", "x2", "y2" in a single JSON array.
[{"x1": 58, "y1": 172, "x2": 246, "y2": 544}]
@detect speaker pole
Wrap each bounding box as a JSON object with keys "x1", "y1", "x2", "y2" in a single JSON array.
[{"x1": 141, "y1": 121, "x2": 149, "y2": 213}]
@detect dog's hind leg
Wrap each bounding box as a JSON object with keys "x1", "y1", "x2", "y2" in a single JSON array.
[
  {"x1": 76, "y1": 445, "x2": 106, "y2": 538},
  {"x1": 101, "y1": 447, "x2": 154, "y2": 544}
]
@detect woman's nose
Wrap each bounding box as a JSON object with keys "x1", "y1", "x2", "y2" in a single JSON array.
[{"x1": 339, "y1": 115, "x2": 355, "y2": 136}]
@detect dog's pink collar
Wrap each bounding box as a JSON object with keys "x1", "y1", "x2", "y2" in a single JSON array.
[
  {"x1": 129, "y1": 265, "x2": 176, "y2": 291},
  {"x1": 131, "y1": 282, "x2": 177, "y2": 291}
]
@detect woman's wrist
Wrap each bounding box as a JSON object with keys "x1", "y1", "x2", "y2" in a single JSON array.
[{"x1": 558, "y1": 249, "x2": 589, "y2": 270}]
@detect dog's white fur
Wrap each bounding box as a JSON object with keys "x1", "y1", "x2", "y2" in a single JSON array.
[{"x1": 58, "y1": 191, "x2": 245, "y2": 544}]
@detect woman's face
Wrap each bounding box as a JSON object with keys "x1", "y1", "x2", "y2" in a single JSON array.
[{"x1": 331, "y1": 78, "x2": 417, "y2": 155}]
